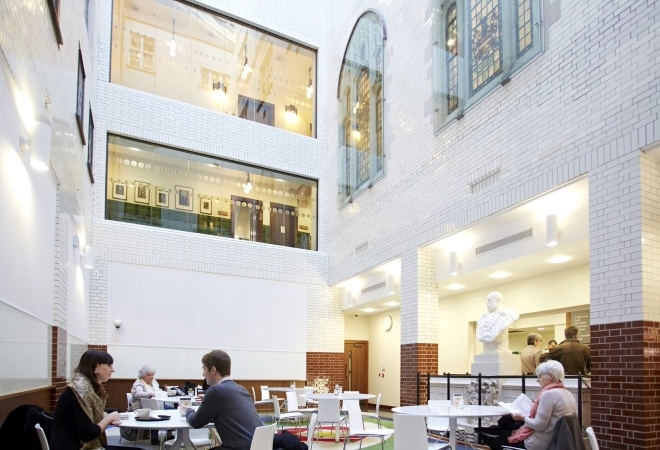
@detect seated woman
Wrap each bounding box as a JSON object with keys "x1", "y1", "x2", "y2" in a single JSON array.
[
  {"x1": 51, "y1": 350, "x2": 121, "y2": 450},
  {"x1": 130, "y1": 365, "x2": 161, "y2": 411},
  {"x1": 489, "y1": 360, "x2": 577, "y2": 450}
]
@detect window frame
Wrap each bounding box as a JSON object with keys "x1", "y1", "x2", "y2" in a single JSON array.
[
  {"x1": 76, "y1": 49, "x2": 87, "y2": 145},
  {"x1": 87, "y1": 108, "x2": 95, "y2": 184},
  {"x1": 46, "y1": 0, "x2": 63, "y2": 45}
]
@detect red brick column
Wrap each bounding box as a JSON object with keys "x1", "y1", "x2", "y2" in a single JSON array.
[
  {"x1": 591, "y1": 321, "x2": 660, "y2": 449},
  {"x1": 400, "y1": 343, "x2": 438, "y2": 406},
  {"x1": 50, "y1": 326, "x2": 68, "y2": 412},
  {"x1": 306, "y1": 352, "x2": 344, "y2": 390}
]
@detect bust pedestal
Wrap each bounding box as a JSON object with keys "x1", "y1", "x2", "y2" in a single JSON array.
[{"x1": 471, "y1": 352, "x2": 520, "y2": 377}]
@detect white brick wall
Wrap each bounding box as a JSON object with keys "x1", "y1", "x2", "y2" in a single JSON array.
[{"x1": 401, "y1": 248, "x2": 439, "y2": 345}]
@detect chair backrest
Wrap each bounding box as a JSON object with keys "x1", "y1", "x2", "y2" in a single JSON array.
[
  {"x1": 126, "y1": 393, "x2": 132, "y2": 410},
  {"x1": 285, "y1": 391, "x2": 299, "y2": 412},
  {"x1": 35, "y1": 424, "x2": 50, "y2": 450},
  {"x1": 586, "y1": 427, "x2": 599, "y2": 450},
  {"x1": 140, "y1": 398, "x2": 160, "y2": 410},
  {"x1": 189, "y1": 427, "x2": 210, "y2": 441},
  {"x1": 251, "y1": 386, "x2": 258, "y2": 403},
  {"x1": 427, "y1": 400, "x2": 451, "y2": 430},
  {"x1": 346, "y1": 400, "x2": 365, "y2": 433},
  {"x1": 271, "y1": 396, "x2": 281, "y2": 419},
  {"x1": 373, "y1": 393, "x2": 382, "y2": 414},
  {"x1": 250, "y1": 423, "x2": 277, "y2": 450},
  {"x1": 293, "y1": 388, "x2": 307, "y2": 405},
  {"x1": 307, "y1": 413, "x2": 318, "y2": 449},
  {"x1": 260, "y1": 385, "x2": 270, "y2": 401},
  {"x1": 317, "y1": 397, "x2": 341, "y2": 422},
  {"x1": 393, "y1": 414, "x2": 428, "y2": 450}
]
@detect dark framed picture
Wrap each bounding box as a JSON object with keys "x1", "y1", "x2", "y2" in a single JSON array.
[
  {"x1": 112, "y1": 182, "x2": 127, "y2": 200},
  {"x1": 155, "y1": 190, "x2": 169, "y2": 208},
  {"x1": 46, "y1": 0, "x2": 63, "y2": 45},
  {"x1": 134, "y1": 181, "x2": 150, "y2": 204},
  {"x1": 76, "y1": 50, "x2": 86, "y2": 144},
  {"x1": 200, "y1": 197, "x2": 212, "y2": 215},
  {"x1": 175, "y1": 185, "x2": 193, "y2": 211},
  {"x1": 86, "y1": 108, "x2": 94, "y2": 183}
]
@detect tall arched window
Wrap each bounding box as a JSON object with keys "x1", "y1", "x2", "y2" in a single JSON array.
[{"x1": 337, "y1": 11, "x2": 386, "y2": 206}]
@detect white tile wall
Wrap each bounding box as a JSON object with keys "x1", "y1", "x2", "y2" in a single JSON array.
[{"x1": 401, "y1": 248, "x2": 439, "y2": 345}]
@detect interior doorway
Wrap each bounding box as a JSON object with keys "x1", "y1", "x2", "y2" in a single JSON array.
[{"x1": 344, "y1": 340, "x2": 368, "y2": 404}]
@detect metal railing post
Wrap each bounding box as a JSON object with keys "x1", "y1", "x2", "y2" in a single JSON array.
[
  {"x1": 426, "y1": 373, "x2": 431, "y2": 403},
  {"x1": 416, "y1": 372, "x2": 420, "y2": 405},
  {"x1": 577, "y1": 374, "x2": 582, "y2": 427},
  {"x1": 446, "y1": 372, "x2": 451, "y2": 401}
]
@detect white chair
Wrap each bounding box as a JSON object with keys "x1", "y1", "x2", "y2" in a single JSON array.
[
  {"x1": 126, "y1": 392, "x2": 133, "y2": 411},
  {"x1": 342, "y1": 400, "x2": 393, "y2": 450},
  {"x1": 341, "y1": 391, "x2": 360, "y2": 412},
  {"x1": 427, "y1": 400, "x2": 468, "y2": 443},
  {"x1": 252, "y1": 386, "x2": 274, "y2": 412},
  {"x1": 271, "y1": 395, "x2": 305, "y2": 431},
  {"x1": 250, "y1": 423, "x2": 277, "y2": 450},
  {"x1": 306, "y1": 413, "x2": 318, "y2": 450},
  {"x1": 35, "y1": 424, "x2": 50, "y2": 450},
  {"x1": 304, "y1": 386, "x2": 318, "y2": 406},
  {"x1": 394, "y1": 413, "x2": 450, "y2": 450},
  {"x1": 164, "y1": 428, "x2": 212, "y2": 450},
  {"x1": 140, "y1": 397, "x2": 162, "y2": 411},
  {"x1": 586, "y1": 426, "x2": 599, "y2": 450},
  {"x1": 285, "y1": 390, "x2": 317, "y2": 417},
  {"x1": 316, "y1": 397, "x2": 346, "y2": 443},
  {"x1": 362, "y1": 393, "x2": 383, "y2": 428}
]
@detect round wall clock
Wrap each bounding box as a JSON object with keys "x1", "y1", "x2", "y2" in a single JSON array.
[{"x1": 382, "y1": 315, "x2": 393, "y2": 332}]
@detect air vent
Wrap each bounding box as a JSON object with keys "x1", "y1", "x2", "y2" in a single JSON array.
[
  {"x1": 362, "y1": 281, "x2": 387, "y2": 295},
  {"x1": 475, "y1": 228, "x2": 534, "y2": 256}
]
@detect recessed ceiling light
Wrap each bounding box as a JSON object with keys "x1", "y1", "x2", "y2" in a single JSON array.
[
  {"x1": 384, "y1": 301, "x2": 399, "y2": 307},
  {"x1": 361, "y1": 308, "x2": 375, "y2": 312},
  {"x1": 538, "y1": 327, "x2": 545, "y2": 331},
  {"x1": 446, "y1": 284, "x2": 465, "y2": 290},
  {"x1": 547, "y1": 255, "x2": 572, "y2": 264},
  {"x1": 489, "y1": 271, "x2": 511, "y2": 279}
]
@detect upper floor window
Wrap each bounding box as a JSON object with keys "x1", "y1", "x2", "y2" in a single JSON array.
[
  {"x1": 111, "y1": 0, "x2": 317, "y2": 138},
  {"x1": 337, "y1": 11, "x2": 386, "y2": 207},
  {"x1": 433, "y1": 0, "x2": 541, "y2": 131}
]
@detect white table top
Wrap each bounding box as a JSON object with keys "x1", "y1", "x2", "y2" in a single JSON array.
[
  {"x1": 306, "y1": 393, "x2": 375, "y2": 400},
  {"x1": 264, "y1": 386, "x2": 297, "y2": 392},
  {"x1": 118, "y1": 409, "x2": 209, "y2": 430},
  {"x1": 392, "y1": 404, "x2": 507, "y2": 418},
  {"x1": 153, "y1": 395, "x2": 195, "y2": 403}
]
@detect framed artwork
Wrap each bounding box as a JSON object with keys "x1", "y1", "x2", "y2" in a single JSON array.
[
  {"x1": 155, "y1": 190, "x2": 169, "y2": 208},
  {"x1": 175, "y1": 185, "x2": 193, "y2": 211},
  {"x1": 134, "y1": 181, "x2": 150, "y2": 204},
  {"x1": 112, "y1": 182, "x2": 127, "y2": 200},
  {"x1": 46, "y1": 0, "x2": 63, "y2": 45},
  {"x1": 76, "y1": 50, "x2": 86, "y2": 144},
  {"x1": 200, "y1": 197, "x2": 212, "y2": 215},
  {"x1": 86, "y1": 108, "x2": 94, "y2": 183}
]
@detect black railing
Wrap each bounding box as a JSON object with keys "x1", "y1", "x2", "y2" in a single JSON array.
[{"x1": 417, "y1": 372, "x2": 588, "y2": 428}]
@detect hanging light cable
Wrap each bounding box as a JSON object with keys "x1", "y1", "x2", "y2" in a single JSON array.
[
  {"x1": 306, "y1": 67, "x2": 314, "y2": 99},
  {"x1": 241, "y1": 44, "x2": 253, "y2": 79},
  {"x1": 169, "y1": 18, "x2": 177, "y2": 57},
  {"x1": 242, "y1": 173, "x2": 253, "y2": 194}
]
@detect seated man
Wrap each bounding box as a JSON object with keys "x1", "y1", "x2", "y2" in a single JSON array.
[{"x1": 180, "y1": 350, "x2": 262, "y2": 450}]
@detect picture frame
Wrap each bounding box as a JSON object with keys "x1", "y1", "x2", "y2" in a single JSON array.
[
  {"x1": 155, "y1": 190, "x2": 169, "y2": 208},
  {"x1": 134, "y1": 181, "x2": 150, "y2": 204},
  {"x1": 76, "y1": 49, "x2": 86, "y2": 144},
  {"x1": 175, "y1": 185, "x2": 193, "y2": 211},
  {"x1": 200, "y1": 197, "x2": 212, "y2": 215},
  {"x1": 112, "y1": 181, "x2": 127, "y2": 200},
  {"x1": 86, "y1": 108, "x2": 94, "y2": 183}
]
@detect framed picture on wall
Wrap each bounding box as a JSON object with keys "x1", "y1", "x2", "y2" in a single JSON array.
[
  {"x1": 134, "y1": 181, "x2": 150, "y2": 204},
  {"x1": 200, "y1": 197, "x2": 212, "y2": 215},
  {"x1": 155, "y1": 190, "x2": 169, "y2": 208},
  {"x1": 112, "y1": 182, "x2": 127, "y2": 200},
  {"x1": 175, "y1": 185, "x2": 193, "y2": 211}
]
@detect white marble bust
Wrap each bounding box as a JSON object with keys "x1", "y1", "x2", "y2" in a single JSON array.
[{"x1": 476, "y1": 292, "x2": 519, "y2": 353}]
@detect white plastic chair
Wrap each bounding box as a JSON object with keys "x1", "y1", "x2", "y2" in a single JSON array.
[
  {"x1": 250, "y1": 423, "x2": 277, "y2": 450},
  {"x1": 35, "y1": 424, "x2": 50, "y2": 450},
  {"x1": 164, "y1": 428, "x2": 212, "y2": 449},
  {"x1": 316, "y1": 397, "x2": 346, "y2": 443},
  {"x1": 342, "y1": 400, "x2": 393, "y2": 450},
  {"x1": 126, "y1": 393, "x2": 133, "y2": 410},
  {"x1": 586, "y1": 427, "x2": 599, "y2": 450},
  {"x1": 140, "y1": 397, "x2": 162, "y2": 410},
  {"x1": 304, "y1": 386, "x2": 318, "y2": 406},
  {"x1": 394, "y1": 413, "x2": 450, "y2": 450},
  {"x1": 362, "y1": 393, "x2": 382, "y2": 428},
  {"x1": 286, "y1": 390, "x2": 317, "y2": 417},
  {"x1": 272, "y1": 395, "x2": 305, "y2": 431},
  {"x1": 252, "y1": 386, "x2": 273, "y2": 411},
  {"x1": 306, "y1": 413, "x2": 318, "y2": 450},
  {"x1": 427, "y1": 399, "x2": 467, "y2": 442}
]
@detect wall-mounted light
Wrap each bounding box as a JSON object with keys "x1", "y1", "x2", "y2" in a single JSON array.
[
  {"x1": 30, "y1": 121, "x2": 52, "y2": 171},
  {"x1": 449, "y1": 251, "x2": 459, "y2": 276},
  {"x1": 113, "y1": 319, "x2": 122, "y2": 329},
  {"x1": 546, "y1": 214, "x2": 560, "y2": 247}
]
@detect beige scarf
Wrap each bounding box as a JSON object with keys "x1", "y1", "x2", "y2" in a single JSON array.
[{"x1": 69, "y1": 373, "x2": 107, "y2": 450}]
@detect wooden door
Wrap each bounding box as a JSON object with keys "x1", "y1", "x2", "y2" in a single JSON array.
[
  {"x1": 270, "y1": 202, "x2": 297, "y2": 247},
  {"x1": 231, "y1": 195, "x2": 263, "y2": 242},
  {"x1": 344, "y1": 341, "x2": 368, "y2": 397}
]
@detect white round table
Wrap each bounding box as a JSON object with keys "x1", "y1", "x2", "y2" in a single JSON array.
[
  {"x1": 392, "y1": 404, "x2": 507, "y2": 450},
  {"x1": 306, "y1": 392, "x2": 375, "y2": 400},
  {"x1": 263, "y1": 386, "x2": 297, "y2": 392},
  {"x1": 118, "y1": 409, "x2": 210, "y2": 450}
]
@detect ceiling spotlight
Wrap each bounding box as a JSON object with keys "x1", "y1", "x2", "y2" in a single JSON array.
[
  {"x1": 384, "y1": 301, "x2": 399, "y2": 306},
  {"x1": 546, "y1": 214, "x2": 560, "y2": 247},
  {"x1": 547, "y1": 255, "x2": 572, "y2": 264},
  {"x1": 362, "y1": 308, "x2": 376, "y2": 312},
  {"x1": 449, "y1": 251, "x2": 459, "y2": 276},
  {"x1": 446, "y1": 283, "x2": 465, "y2": 290},
  {"x1": 489, "y1": 271, "x2": 511, "y2": 279}
]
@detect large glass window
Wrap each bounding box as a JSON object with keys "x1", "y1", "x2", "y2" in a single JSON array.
[
  {"x1": 106, "y1": 135, "x2": 318, "y2": 251},
  {"x1": 433, "y1": 0, "x2": 541, "y2": 131},
  {"x1": 337, "y1": 11, "x2": 385, "y2": 206},
  {"x1": 111, "y1": 0, "x2": 317, "y2": 138}
]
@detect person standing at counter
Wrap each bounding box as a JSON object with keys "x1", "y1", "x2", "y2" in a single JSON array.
[
  {"x1": 520, "y1": 333, "x2": 543, "y2": 375},
  {"x1": 540, "y1": 326, "x2": 590, "y2": 375}
]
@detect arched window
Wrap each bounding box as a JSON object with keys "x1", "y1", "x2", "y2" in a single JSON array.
[
  {"x1": 433, "y1": 0, "x2": 541, "y2": 131},
  {"x1": 337, "y1": 11, "x2": 386, "y2": 206}
]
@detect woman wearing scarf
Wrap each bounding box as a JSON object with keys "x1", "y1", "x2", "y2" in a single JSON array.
[
  {"x1": 129, "y1": 365, "x2": 160, "y2": 411},
  {"x1": 51, "y1": 350, "x2": 121, "y2": 450},
  {"x1": 490, "y1": 360, "x2": 577, "y2": 449}
]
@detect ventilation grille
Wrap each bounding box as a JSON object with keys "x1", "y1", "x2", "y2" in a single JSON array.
[
  {"x1": 475, "y1": 228, "x2": 534, "y2": 256},
  {"x1": 362, "y1": 281, "x2": 387, "y2": 295}
]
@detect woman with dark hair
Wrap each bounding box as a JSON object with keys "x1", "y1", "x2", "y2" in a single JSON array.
[{"x1": 51, "y1": 350, "x2": 121, "y2": 450}]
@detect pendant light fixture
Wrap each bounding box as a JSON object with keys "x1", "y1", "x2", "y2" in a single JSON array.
[
  {"x1": 169, "y1": 18, "x2": 177, "y2": 57},
  {"x1": 242, "y1": 173, "x2": 253, "y2": 194},
  {"x1": 241, "y1": 44, "x2": 253, "y2": 79},
  {"x1": 306, "y1": 67, "x2": 314, "y2": 99}
]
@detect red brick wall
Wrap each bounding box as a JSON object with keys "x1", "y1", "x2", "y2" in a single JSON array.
[
  {"x1": 591, "y1": 321, "x2": 660, "y2": 449},
  {"x1": 400, "y1": 343, "x2": 438, "y2": 406},
  {"x1": 50, "y1": 326, "x2": 68, "y2": 412},
  {"x1": 306, "y1": 352, "x2": 344, "y2": 390}
]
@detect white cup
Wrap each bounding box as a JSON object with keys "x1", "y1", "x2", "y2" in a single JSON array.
[
  {"x1": 179, "y1": 397, "x2": 191, "y2": 416},
  {"x1": 136, "y1": 408, "x2": 151, "y2": 419}
]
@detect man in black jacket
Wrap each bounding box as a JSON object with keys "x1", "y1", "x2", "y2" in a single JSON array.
[{"x1": 540, "y1": 326, "x2": 590, "y2": 375}]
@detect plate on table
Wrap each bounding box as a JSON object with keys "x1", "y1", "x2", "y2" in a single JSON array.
[{"x1": 135, "y1": 415, "x2": 170, "y2": 422}]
